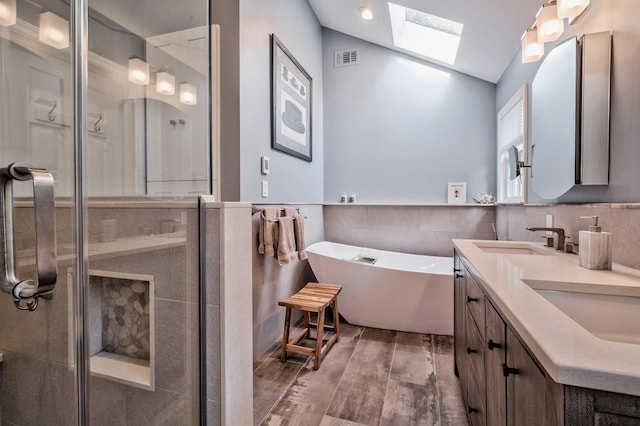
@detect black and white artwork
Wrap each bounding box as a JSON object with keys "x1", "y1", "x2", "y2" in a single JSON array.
[{"x1": 271, "y1": 34, "x2": 312, "y2": 161}]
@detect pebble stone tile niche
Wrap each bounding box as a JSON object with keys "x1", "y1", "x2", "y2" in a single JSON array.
[{"x1": 87, "y1": 270, "x2": 155, "y2": 390}]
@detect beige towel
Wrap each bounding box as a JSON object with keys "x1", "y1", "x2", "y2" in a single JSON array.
[
  {"x1": 258, "y1": 207, "x2": 279, "y2": 256},
  {"x1": 294, "y1": 214, "x2": 307, "y2": 260},
  {"x1": 277, "y1": 214, "x2": 297, "y2": 265}
]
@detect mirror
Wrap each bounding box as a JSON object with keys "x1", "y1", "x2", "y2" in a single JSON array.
[
  {"x1": 530, "y1": 37, "x2": 578, "y2": 199},
  {"x1": 530, "y1": 32, "x2": 611, "y2": 200},
  {"x1": 0, "y1": 3, "x2": 213, "y2": 198}
]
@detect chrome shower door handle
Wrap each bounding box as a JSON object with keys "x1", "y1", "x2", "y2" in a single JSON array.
[{"x1": 0, "y1": 162, "x2": 57, "y2": 309}]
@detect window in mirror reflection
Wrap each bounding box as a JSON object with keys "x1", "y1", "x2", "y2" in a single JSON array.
[{"x1": 497, "y1": 85, "x2": 527, "y2": 203}]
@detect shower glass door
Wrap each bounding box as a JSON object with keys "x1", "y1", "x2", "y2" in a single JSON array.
[
  {"x1": 0, "y1": 0, "x2": 78, "y2": 423},
  {"x1": 0, "y1": 0, "x2": 210, "y2": 423}
]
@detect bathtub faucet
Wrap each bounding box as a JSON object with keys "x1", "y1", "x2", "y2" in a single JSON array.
[{"x1": 525, "y1": 227, "x2": 566, "y2": 250}]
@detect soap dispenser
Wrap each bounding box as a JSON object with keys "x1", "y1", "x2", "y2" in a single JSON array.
[{"x1": 579, "y1": 216, "x2": 612, "y2": 270}]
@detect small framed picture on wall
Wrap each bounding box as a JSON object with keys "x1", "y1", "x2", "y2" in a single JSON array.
[{"x1": 447, "y1": 182, "x2": 467, "y2": 204}]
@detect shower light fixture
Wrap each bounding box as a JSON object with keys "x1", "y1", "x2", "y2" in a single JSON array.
[
  {"x1": 359, "y1": 7, "x2": 374, "y2": 21},
  {"x1": 155, "y1": 71, "x2": 175, "y2": 95},
  {"x1": 179, "y1": 83, "x2": 197, "y2": 105},
  {"x1": 0, "y1": 0, "x2": 16, "y2": 27},
  {"x1": 128, "y1": 58, "x2": 150, "y2": 85},
  {"x1": 536, "y1": 1, "x2": 564, "y2": 43},
  {"x1": 521, "y1": 28, "x2": 544, "y2": 63},
  {"x1": 39, "y1": 11, "x2": 69, "y2": 49},
  {"x1": 557, "y1": 0, "x2": 590, "y2": 20}
]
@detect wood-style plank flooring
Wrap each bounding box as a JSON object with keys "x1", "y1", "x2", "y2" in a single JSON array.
[{"x1": 253, "y1": 321, "x2": 468, "y2": 426}]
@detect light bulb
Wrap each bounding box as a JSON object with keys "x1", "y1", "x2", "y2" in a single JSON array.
[
  {"x1": 557, "y1": 0, "x2": 590, "y2": 19},
  {"x1": 39, "y1": 11, "x2": 69, "y2": 49},
  {"x1": 521, "y1": 28, "x2": 544, "y2": 63},
  {"x1": 179, "y1": 83, "x2": 197, "y2": 105},
  {"x1": 128, "y1": 58, "x2": 150, "y2": 85},
  {"x1": 155, "y1": 71, "x2": 175, "y2": 95},
  {"x1": 359, "y1": 7, "x2": 374, "y2": 21},
  {"x1": 0, "y1": 0, "x2": 16, "y2": 27},
  {"x1": 536, "y1": 2, "x2": 564, "y2": 43}
]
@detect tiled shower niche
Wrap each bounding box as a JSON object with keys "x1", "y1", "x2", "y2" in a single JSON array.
[{"x1": 88, "y1": 270, "x2": 155, "y2": 390}]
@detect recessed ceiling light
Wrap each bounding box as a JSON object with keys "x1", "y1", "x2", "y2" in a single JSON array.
[{"x1": 359, "y1": 7, "x2": 374, "y2": 21}]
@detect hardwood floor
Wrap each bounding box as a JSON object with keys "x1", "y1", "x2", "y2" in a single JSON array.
[{"x1": 253, "y1": 322, "x2": 468, "y2": 426}]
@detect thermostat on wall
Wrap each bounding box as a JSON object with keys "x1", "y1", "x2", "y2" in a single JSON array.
[{"x1": 261, "y1": 156, "x2": 270, "y2": 175}]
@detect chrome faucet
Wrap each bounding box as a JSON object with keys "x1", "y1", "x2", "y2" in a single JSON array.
[{"x1": 526, "y1": 227, "x2": 566, "y2": 250}]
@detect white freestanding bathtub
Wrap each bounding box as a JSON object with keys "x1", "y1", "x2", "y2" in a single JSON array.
[{"x1": 306, "y1": 241, "x2": 453, "y2": 335}]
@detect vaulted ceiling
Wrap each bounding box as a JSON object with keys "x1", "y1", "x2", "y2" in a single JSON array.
[{"x1": 308, "y1": 0, "x2": 543, "y2": 83}]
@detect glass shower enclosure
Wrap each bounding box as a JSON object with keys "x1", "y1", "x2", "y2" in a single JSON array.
[{"x1": 0, "y1": 0, "x2": 211, "y2": 423}]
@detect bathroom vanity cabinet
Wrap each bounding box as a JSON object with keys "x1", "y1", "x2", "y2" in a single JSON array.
[{"x1": 453, "y1": 249, "x2": 640, "y2": 425}]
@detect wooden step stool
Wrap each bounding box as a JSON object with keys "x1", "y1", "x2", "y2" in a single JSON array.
[{"x1": 278, "y1": 282, "x2": 342, "y2": 370}]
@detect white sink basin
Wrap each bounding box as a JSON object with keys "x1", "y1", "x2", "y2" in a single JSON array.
[
  {"x1": 524, "y1": 280, "x2": 640, "y2": 345},
  {"x1": 473, "y1": 241, "x2": 552, "y2": 255}
]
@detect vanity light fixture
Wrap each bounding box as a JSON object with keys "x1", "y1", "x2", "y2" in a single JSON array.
[
  {"x1": 359, "y1": 7, "x2": 374, "y2": 21},
  {"x1": 39, "y1": 11, "x2": 69, "y2": 49},
  {"x1": 536, "y1": 1, "x2": 564, "y2": 43},
  {"x1": 0, "y1": 0, "x2": 16, "y2": 27},
  {"x1": 179, "y1": 82, "x2": 197, "y2": 105},
  {"x1": 557, "y1": 0, "x2": 590, "y2": 20},
  {"x1": 155, "y1": 71, "x2": 175, "y2": 95},
  {"x1": 128, "y1": 58, "x2": 150, "y2": 85},
  {"x1": 521, "y1": 28, "x2": 544, "y2": 63}
]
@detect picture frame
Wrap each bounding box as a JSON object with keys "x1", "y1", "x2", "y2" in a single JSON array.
[
  {"x1": 271, "y1": 34, "x2": 312, "y2": 162},
  {"x1": 447, "y1": 182, "x2": 467, "y2": 204}
]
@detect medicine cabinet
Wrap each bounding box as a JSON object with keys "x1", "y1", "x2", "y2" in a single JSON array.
[{"x1": 530, "y1": 31, "x2": 611, "y2": 200}]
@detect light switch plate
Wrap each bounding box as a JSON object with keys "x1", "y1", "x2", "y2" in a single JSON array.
[
  {"x1": 261, "y1": 181, "x2": 268, "y2": 198},
  {"x1": 261, "y1": 156, "x2": 270, "y2": 175}
]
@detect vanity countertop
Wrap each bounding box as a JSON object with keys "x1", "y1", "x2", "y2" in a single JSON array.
[{"x1": 453, "y1": 238, "x2": 640, "y2": 397}]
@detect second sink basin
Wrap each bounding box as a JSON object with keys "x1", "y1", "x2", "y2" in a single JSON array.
[
  {"x1": 523, "y1": 279, "x2": 640, "y2": 345},
  {"x1": 473, "y1": 241, "x2": 551, "y2": 255}
]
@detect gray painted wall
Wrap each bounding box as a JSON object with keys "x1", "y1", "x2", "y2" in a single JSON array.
[
  {"x1": 239, "y1": 0, "x2": 324, "y2": 203},
  {"x1": 213, "y1": 0, "x2": 241, "y2": 201},
  {"x1": 497, "y1": 0, "x2": 640, "y2": 203},
  {"x1": 322, "y1": 29, "x2": 497, "y2": 203}
]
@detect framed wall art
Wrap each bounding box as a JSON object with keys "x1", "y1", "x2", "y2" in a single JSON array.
[
  {"x1": 447, "y1": 182, "x2": 467, "y2": 204},
  {"x1": 271, "y1": 34, "x2": 312, "y2": 162}
]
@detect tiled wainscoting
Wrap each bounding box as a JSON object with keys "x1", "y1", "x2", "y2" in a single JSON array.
[
  {"x1": 497, "y1": 203, "x2": 640, "y2": 269},
  {"x1": 324, "y1": 205, "x2": 497, "y2": 257}
]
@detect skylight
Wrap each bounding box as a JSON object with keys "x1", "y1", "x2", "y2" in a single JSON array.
[{"x1": 388, "y1": 2, "x2": 463, "y2": 65}]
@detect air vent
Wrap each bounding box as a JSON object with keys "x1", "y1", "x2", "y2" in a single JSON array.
[{"x1": 334, "y1": 49, "x2": 359, "y2": 67}]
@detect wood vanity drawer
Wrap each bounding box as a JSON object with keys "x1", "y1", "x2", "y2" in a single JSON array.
[
  {"x1": 465, "y1": 306, "x2": 486, "y2": 405},
  {"x1": 466, "y1": 369, "x2": 486, "y2": 426},
  {"x1": 466, "y1": 274, "x2": 485, "y2": 338},
  {"x1": 595, "y1": 390, "x2": 640, "y2": 419}
]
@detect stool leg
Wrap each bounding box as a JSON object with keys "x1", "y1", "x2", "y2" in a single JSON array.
[
  {"x1": 304, "y1": 311, "x2": 311, "y2": 338},
  {"x1": 332, "y1": 298, "x2": 340, "y2": 342},
  {"x1": 281, "y1": 307, "x2": 291, "y2": 362},
  {"x1": 314, "y1": 309, "x2": 325, "y2": 370}
]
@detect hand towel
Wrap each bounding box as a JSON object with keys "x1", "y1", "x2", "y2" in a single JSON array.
[
  {"x1": 258, "y1": 207, "x2": 279, "y2": 257},
  {"x1": 277, "y1": 214, "x2": 298, "y2": 265},
  {"x1": 294, "y1": 214, "x2": 307, "y2": 260}
]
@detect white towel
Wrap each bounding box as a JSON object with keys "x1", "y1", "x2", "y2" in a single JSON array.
[
  {"x1": 277, "y1": 213, "x2": 297, "y2": 265},
  {"x1": 294, "y1": 214, "x2": 307, "y2": 261},
  {"x1": 258, "y1": 207, "x2": 279, "y2": 257}
]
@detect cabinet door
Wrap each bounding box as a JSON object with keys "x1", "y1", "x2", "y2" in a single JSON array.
[
  {"x1": 454, "y1": 253, "x2": 466, "y2": 379},
  {"x1": 486, "y1": 302, "x2": 507, "y2": 426},
  {"x1": 506, "y1": 327, "x2": 546, "y2": 426}
]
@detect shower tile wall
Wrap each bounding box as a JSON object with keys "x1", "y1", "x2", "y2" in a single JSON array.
[
  {"x1": 252, "y1": 205, "x2": 325, "y2": 361},
  {"x1": 497, "y1": 204, "x2": 640, "y2": 269},
  {"x1": 324, "y1": 205, "x2": 497, "y2": 257},
  {"x1": 0, "y1": 202, "x2": 202, "y2": 425}
]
